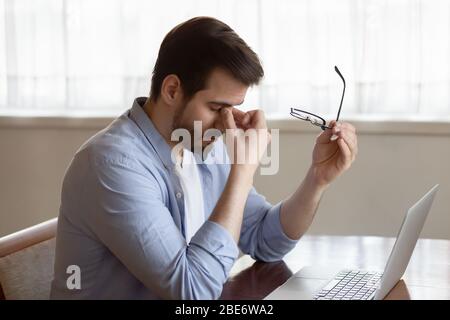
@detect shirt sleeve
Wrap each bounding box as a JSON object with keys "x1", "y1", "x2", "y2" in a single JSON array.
[
  {"x1": 238, "y1": 187, "x2": 299, "y2": 262},
  {"x1": 88, "y1": 156, "x2": 239, "y2": 300}
]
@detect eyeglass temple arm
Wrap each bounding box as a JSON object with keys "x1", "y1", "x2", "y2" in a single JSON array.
[{"x1": 334, "y1": 66, "x2": 346, "y2": 122}]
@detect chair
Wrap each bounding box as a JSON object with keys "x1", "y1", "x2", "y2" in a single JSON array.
[{"x1": 0, "y1": 218, "x2": 57, "y2": 300}]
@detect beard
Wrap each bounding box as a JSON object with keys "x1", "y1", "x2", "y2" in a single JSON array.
[{"x1": 171, "y1": 106, "x2": 213, "y2": 155}]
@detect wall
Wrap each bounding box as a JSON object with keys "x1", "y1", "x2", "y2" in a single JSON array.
[{"x1": 0, "y1": 117, "x2": 449, "y2": 239}]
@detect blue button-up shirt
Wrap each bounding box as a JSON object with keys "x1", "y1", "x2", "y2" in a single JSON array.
[{"x1": 50, "y1": 97, "x2": 298, "y2": 300}]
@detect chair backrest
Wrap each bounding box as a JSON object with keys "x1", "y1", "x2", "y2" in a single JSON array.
[{"x1": 0, "y1": 218, "x2": 57, "y2": 300}]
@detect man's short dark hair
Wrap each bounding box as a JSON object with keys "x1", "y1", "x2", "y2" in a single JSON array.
[{"x1": 150, "y1": 16, "x2": 264, "y2": 102}]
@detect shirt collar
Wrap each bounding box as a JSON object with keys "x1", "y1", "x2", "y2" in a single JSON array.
[{"x1": 129, "y1": 97, "x2": 174, "y2": 170}]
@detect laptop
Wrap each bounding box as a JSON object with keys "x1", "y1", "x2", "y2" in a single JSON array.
[{"x1": 264, "y1": 184, "x2": 439, "y2": 300}]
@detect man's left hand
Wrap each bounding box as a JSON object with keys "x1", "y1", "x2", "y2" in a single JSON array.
[{"x1": 309, "y1": 120, "x2": 358, "y2": 187}]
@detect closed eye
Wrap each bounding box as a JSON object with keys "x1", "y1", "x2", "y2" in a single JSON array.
[{"x1": 209, "y1": 103, "x2": 223, "y2": 112}]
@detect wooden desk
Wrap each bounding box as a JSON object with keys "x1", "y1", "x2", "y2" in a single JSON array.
[{"x1": 220, "y1": 235, "x2": 450, "y2": 300}]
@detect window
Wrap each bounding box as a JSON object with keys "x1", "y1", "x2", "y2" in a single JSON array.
[{"x1": 1, "y1": 0, "x2": 449, "y2": 119}]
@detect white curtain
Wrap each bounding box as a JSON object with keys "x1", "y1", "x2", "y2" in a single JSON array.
[{"x1": 0, "y1": 0, "x2": 449, "y2": 118}]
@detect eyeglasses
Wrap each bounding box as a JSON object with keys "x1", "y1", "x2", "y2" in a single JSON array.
[{"x1": 290, "y1": 66, "x2": 346, "y2": 130}]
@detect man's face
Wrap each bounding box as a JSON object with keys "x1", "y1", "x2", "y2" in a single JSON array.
[{"x1": 172, "y1": 68, "x2": 248, "y2": 153}]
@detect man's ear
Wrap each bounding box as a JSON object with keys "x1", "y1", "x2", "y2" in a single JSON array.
[{"x1": 160, "y1": 74, "x2": 183, "y2": 106}]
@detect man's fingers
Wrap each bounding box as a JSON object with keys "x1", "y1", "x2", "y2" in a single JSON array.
[
  {"x1": 338, "y1": 128, "x2": 357, "y2": 147},
  {"x1": 316, "y1": 121, "x2": 356, "y2": 144},
  {"x1": 316, "y1": 120, "x2": 338, "y2": 144},
  {"x1": 338, "y1": 130, "x2": 358, "y2": 160},
  {"x1": 340, "y1": 122, "x2": 356, "y2": 134},
  {"x1": 221, "y1": 108, "x2": 237, "y2": 129},
  {"x1": 329, "y1": 120, "x2": 338, "y2": 128},
  {"x1": 242, "y1": 113, "x2": 250, "y2": 125},
  {"x1": 231, "y1": 108, "x2": 248, "y2": 122},
  {"x1": 337, "y1": 137, "x2": 353, "y2": 169},
  {"x1": 336, "y1": 128, "x2": 358, "y2": 164},
  {"x1": 246, "y1": 109, "x2": 267, "y2": 129},
  {"x1": 231, "y1": 108, "x2": 250, "y2": 129},
  {"x1": 223, "y1": 108, "x2": 267, "y2": 131}
]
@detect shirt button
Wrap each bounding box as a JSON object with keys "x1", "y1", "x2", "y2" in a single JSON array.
[{"x1": 176, "y1": 192, "x2": 182, "y2": 199}]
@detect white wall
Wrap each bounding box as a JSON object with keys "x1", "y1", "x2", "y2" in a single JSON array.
[{"x1": 1, "y1": 118, "x2": 449, "y2": 239}]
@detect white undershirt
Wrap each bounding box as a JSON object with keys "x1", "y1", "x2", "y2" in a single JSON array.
[{"x1": 174, "y1": 149, "x2": 205, "y2": 244}]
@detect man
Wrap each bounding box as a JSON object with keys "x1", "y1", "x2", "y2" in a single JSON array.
[{"x1": 51, "y1": 17, "x2": 357, "y2": 299}]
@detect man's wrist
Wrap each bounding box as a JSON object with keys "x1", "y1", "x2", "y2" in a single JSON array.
[
  {"x1": 306, "y1": 165, "x2": 330, "y2": 193},
  {"x1": 229, "y1": 165, "x2": 254, "y2": 189}
]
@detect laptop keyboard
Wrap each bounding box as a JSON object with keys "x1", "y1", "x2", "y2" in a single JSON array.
[{"x1": 313, "y1": 270, "x2": 382, "y2": 300}]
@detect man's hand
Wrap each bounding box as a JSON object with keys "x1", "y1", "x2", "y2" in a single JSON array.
[
  {"x1": 310, "y1": 120, "x2": 358, "y2": 187},
  {"x1": 220, "y1": 108, "x2": 271, "y2": 181},
  {"x1": 209, "y1": 108, "x2": 270, "y2": 243}
]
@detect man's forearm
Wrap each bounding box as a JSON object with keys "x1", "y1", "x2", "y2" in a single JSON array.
[
  {"x1": 280, "y1": 166, "x2": 329, "y2": 240},
  {"x1": 208, "y1": 166, "x2": 253, "y2": 243}
]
